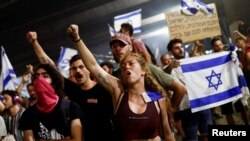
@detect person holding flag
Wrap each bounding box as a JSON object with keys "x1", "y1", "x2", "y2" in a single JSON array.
[
  {"x1": 167, "y1": 38, "x2": 212, "y2": 141},
  {"x1": 210, "y1": 37, "x2": 249, "y2": 125}
]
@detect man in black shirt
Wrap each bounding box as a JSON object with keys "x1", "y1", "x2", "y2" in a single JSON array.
[{"x1": 26, "y1": 31, "x2": 115, "y2": 141}]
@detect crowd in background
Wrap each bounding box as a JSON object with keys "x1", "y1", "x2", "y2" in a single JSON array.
[{"x1": 0, "y1": 20, "x2": 250, "y2": 141}]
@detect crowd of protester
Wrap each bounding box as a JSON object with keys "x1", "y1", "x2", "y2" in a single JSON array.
[{"x1": 0, "y1": 20, "x2": 249, "y2": 141}]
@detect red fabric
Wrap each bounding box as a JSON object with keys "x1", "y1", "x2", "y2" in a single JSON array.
[
  {"x1": 132, "y1": 38, "x2": 147, "y2": 53},
  {"x1": 34, "y1": 77, "x2": 59, "y2": 113},
  {"x1": 241, "y1": 45, "x2": 250, "y2": 69}
]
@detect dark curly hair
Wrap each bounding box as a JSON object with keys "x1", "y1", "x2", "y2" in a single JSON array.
[
  {"x1": 167, "y1": 38, "x2": 183, "y2": 51},
  {"x1": 33, "y1": 64, "x2": 65, "y2": 99}
]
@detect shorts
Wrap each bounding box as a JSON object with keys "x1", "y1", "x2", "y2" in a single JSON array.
[
  {"x1": 221, "y1": 100, "x2": 246, "y2": 115},
  {"x1": 178, "y1": 109, "x2": 212, "y2": 141}
]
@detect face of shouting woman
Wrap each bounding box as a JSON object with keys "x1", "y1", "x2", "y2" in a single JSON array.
[{"x1": 120, "y1": 55, "x2": 146, "y2": 86}]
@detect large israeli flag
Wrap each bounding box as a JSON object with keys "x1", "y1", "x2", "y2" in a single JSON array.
[
  {"x1": 57, "y1": 47, "x2": 77, "y2": 78},
  {"x1": 114, "y1": 9, "x2": 142, "y2": 33},
  {"x1": 179, "y1": 51, "x2": 247, "y2": 112},
  {"x1": 0, "y1": 46, "x2": 17, "y2": 91}
]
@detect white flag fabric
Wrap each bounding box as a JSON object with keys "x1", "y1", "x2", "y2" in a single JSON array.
[
  {"x1": 0, "y1": 46, "x2": 17, "y2": 91},
  {"x1": 181, "y1": 0, "x2": 198, "y2": 15},
  {"x1": 114, "y1": 9, "x2": 142, "y2": 34},
  {"x1": 179, "y1": 51, "x2": 247, "y2": 112},
  {"x1": 108, "y1": 24, "x2": 115, "y2": 36},
  {"x1": 181, "y1": 0, "x2": 213, "y2": 15},
  {"x1": 194, "y1": 0, "x2": 213, "y2": 14},
  {"x1": 57, "y1": 47, "x2": 77, "y2": 78}
]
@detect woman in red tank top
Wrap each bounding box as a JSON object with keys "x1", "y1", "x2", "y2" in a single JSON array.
[{"x1": 67, "y1": 24, "x2": 175, "y2": 141}]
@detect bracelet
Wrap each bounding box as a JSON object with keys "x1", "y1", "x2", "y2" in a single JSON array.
[{"x1": 73, "y1": 38, "x2": 81, "y2": 42}]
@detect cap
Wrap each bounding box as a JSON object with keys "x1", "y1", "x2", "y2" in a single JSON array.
[{"x1": 109, "y1": 33, "x2": 132, "y2": 46}]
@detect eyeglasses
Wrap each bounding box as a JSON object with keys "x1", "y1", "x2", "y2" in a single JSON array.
[{"x1": 32, "y1": 72, "x2": 50, "y2": 80}]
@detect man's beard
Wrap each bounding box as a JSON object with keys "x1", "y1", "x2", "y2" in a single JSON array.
[{"x1": 175, "y1": 55, "x2": 185, "y2": 60}]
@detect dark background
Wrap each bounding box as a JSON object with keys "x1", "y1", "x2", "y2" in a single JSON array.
[{"x1": 1, "y1": 0, "x2": 250, "y2": 76}]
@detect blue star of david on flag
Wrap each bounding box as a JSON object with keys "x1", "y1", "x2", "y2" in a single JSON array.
[
  {"x1": 206, "y1": 70, "x2": 222, "y2": 90},
  {"x1": 179, "y1": 51, "x2": 247, "y2": 112}
]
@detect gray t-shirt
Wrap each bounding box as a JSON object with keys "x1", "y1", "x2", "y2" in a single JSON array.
[{"x1": 148, "y1": 64, "x2": 174, "y2": 88}]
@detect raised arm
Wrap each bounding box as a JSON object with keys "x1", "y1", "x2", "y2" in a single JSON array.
[
  {"x1": 233, "y1": 30, "x2": 247, "y2": 41},
  {"x1": 66, "y1": 24, "x2": 123, "y2": 101},
  {"x1": 26, "y1": 31, "x2": 56, "y2": 67},
  {"x1": 16, "y1": 64, "x2": 33, "y2": 95}
]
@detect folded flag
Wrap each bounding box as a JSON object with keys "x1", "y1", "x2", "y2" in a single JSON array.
[
  {"x1": 229, "y1": 44, "x2": 250, "y2": 106},
  {"x1": 142, "y1": 91, "x2": 164, "y2": 103},
  {"x1": 180, "y1": 51, "x2": 246, "y2": 112}
]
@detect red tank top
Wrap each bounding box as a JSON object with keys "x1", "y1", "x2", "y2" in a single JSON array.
[
  {"x1": 241, "y1": 45, "x2": 250, "y2": 69},
  {"x1": 115, "y1": 93, "x2": 160, "y2": 140}
]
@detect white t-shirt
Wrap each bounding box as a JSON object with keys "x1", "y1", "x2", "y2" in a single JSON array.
[{"x1": 0, "y1": 116, "x2": 7, "y2": 137}]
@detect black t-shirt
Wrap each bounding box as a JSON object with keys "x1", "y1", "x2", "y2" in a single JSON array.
[
  {"x1": 63, "y1": 78, "x2": 115, "y2": 141},
  {"x1": 19, "y1": 99, "x2": 82, "y2": 140}
]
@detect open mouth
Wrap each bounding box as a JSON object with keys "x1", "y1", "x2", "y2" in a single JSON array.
[
  {"x1": 126, "y1": 71, "x2": 131, "y2": 76},
  {"x1": 75, "y1": 73, "x2": 83, "y2": 79}
]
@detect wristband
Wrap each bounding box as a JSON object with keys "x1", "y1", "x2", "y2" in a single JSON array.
[{"x1": 73, "y1": 38, "x2": 81, "y2": 42}]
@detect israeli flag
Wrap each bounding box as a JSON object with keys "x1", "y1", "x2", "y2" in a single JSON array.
[
  {"x1": 181, "y1": 0, "x2": 213, "y2": 15},
  {"x1": 114, "y1": 9, "x2": 142, "y2": 33},
  {"x1": 179, "y1": 51, "x2": 246, "y2": 112},
  {"x1": 142, "y1": 91, "x2": 164, "y2": 103},
  {"x1": 108, "y1": 24, "x2": 115, "y2": 36},
  {"x1": 0, "y1": 46, "x2": 17, "y2": 91},
  {"x1": 194, "y1": 0, "x2": 213, "y2": 14},
  {"x1": 57, "y1": 47, "x2": 77, "y2": 78},
  {"x1": 181, "y1": 0, "x2": 198, "y2": 15}
]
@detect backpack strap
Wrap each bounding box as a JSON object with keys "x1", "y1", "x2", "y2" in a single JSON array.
[{"x1": 60, "y1": 100, "x2": 71, "y2": 131}]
